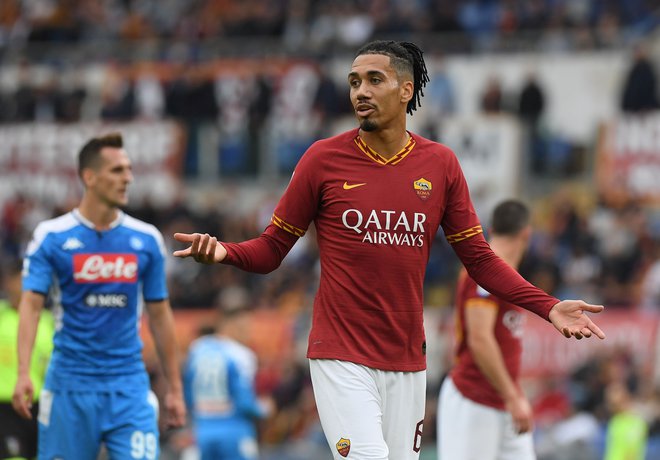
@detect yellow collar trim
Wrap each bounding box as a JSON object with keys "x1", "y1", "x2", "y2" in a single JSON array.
[{"x1": 354, "y1": 135, "x2": 416, "y2": 165}]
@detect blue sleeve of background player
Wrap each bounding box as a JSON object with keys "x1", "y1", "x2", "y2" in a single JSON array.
[
  {"x1": 142, "y1": 232, "x2": 168, "y2": 302},
  {"x1": 227, "y1": 360, "x2": 265, "y2": 419}
]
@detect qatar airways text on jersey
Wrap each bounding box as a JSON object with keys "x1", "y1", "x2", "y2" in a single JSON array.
[{"x1": 341, "y1": 208, "x2": 427, "y2": 247}]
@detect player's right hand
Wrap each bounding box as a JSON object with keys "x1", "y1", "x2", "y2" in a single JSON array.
[
  {"x1": 172, "y1": 233, "x2": 227, "y2": 264},
  {"x1": 12, "y1": 374, "x2": 34, "y2": 419},
  {"x1": 505, "y1": 393, "x2": 533, "y2": 434}
]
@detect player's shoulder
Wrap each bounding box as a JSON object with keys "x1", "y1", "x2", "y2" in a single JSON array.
[
  {"x1": 33, "y1": 212, "x2": 79, "y2": 235},
  {"x1": 120, "y1": 214, "x2": 164, "y2": 240},
  {"x1": 410, "y1": 132, "x2": 459, "y2": 162},
  {"x1": 29, "y1": 212, "x2": 79, "y2": 249},
  {"x1": 305, "y1": 129, "x2": 359, "y2": 157},
  {"x1": 188, "y1": 334, "x2": 216, "y2": 352},
  {"x1": 225, "y1": 337, "x2": 256, "y2": 358},
  {"x1": 457, "y1": 270, "x2": 492, "y2": 299}
]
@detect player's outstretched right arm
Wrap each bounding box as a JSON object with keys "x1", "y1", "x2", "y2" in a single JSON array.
[
  {"x1": 173, "y1": 233, "x2": 227, "y2": 264},
  {"x1": 173, "y1": 225, "x2": 298, "y2": 274},
  {"x1": 12, "y1": 290, "x2": 46, "y2": 419}
]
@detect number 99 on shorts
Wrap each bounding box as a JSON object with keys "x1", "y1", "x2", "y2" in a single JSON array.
[{"x1": 130, "y1": 431, "x2": 158, "y2": 459}]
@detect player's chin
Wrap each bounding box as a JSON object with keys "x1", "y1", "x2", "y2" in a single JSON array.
[
  {"x1": 115, "y1": 195, "x2": 129, "y2": 207},
  {"x1": 359, "y1": 118, "x2": 378, "y2": 132}
]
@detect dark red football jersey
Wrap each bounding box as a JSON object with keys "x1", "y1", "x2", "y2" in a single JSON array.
[
  {"x1": 270, "y1": 129, "x2": 483, "y2": 371},
  {"x1": 223, "y1": 128, "x2": 557, "y2": 371},
  {"x1": 450, "y1": 270, "x2": 525, "y2": 409}
]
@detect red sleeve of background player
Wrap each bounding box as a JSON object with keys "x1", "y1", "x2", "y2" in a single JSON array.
[
  {"x1": 453, "y1": 234, "x2": 558, "y2": 320},
  {"x1": 441, "y1": 152, "x2": 558, "y2": 320},
  {"x1": 221, "y1": 143, "x2": 323, "y2": 273}
]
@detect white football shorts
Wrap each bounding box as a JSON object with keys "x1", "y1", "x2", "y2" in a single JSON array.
[
  {"x1": 437, "y1": 376, "x2": 536, "y2": 460},
  {"x1": 309, "y1": 358, "x2": 426, "y2": 460}
]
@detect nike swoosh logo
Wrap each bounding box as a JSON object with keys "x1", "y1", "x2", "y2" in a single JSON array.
[{"x1": 343, "y1": 182, "x2": 367, "y2": 190}]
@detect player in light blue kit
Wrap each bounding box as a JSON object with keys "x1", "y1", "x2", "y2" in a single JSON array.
[
  {"x1": 184, "y1": 297, "x2": 273, "y2": 460},
  {"x1": 12, "y1": 133, "x2": 186, "y2": 459}
]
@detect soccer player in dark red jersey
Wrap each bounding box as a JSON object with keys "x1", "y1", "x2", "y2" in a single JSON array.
[
  {"x1": 173, "y1": 40, "x2": 605, "y2": 460},
  {"x1": 439, "y1": 200, "x2": 537, "y2": 460}
]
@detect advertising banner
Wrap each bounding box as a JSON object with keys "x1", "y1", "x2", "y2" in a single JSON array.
[
  {"x1": 597, "y1": 115, "x2": 660, "y2": 204},
  {"x1": 0, "y1": 121, "x2": 186, "y2": 209}
]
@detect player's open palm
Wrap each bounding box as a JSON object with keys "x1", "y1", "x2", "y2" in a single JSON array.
[
  {"x1": 12, "y1": 374, "x2": 34, "y2": 419},
  {"x1": 548, "y1": 300, "x2": 605, "y2": 340},
  {"x1": 505, "y1": 393, "x2": 533, "y2": 434}
]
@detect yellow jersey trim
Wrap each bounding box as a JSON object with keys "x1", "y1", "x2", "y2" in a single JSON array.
[
  {"x1": 465, "y1": 298, "x2": 498, "y2": 310},
  {"x1": 354, "y1": 135, "x2": 416, "y2": 165},
  {"x1": 446, "y1": 225, "x2": 483, "y2": 244},
  {"x1": 272, "y1": 214, "x2": 306, "y2": 237}
]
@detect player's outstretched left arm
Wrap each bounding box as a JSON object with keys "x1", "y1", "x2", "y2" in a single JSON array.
[{"x1": 548, "y1": 300, "x2": 605, "y2": 340}]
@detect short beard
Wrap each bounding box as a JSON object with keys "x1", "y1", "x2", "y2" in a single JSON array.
[{"x1": 360, "y1": 119, "x2": 378, "y2": 132}]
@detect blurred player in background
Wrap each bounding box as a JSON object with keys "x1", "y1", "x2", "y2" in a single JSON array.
[
  {"x1": 173, "y1": 40, "x2": 605, "y2": 460},
  {"x1": 184, "y1": 293, "x2": 273, "y2": 460},
  {"x1": 603, "y1": 381, "x2": 648, "y2": 460},
  {"x1": 12, "y1": 133, "x2": 186, "y2": 459},
  {"x1": 0, "y1": 260, "x2": 53, "y2": 460},
  {"x1": 438, "y1": 199, "x2": 536, "y2": 460}
]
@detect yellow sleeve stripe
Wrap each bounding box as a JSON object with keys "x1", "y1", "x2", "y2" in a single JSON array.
[
  {"x1": 446, "y1": 225, "x2": 483, "y2": 244},
  {"x1": 272, "y1": 214, "x2": 306, "y2": 237},
  {"x1": 465, "y1": 298, "x2": 498, "y2": 310}
]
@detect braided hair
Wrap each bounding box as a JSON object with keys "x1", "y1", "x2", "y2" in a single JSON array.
[{"x1": 355, "y1": 40, "x2": 430, "y2": 115}]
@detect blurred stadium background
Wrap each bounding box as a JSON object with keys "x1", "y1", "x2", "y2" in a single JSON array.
[{"x1": 2, "y1": 0, "x2": 660, "y2": 459}]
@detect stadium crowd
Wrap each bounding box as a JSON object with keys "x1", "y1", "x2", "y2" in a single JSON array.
[
  {"x1": 2, "y1": 1, "x2": 660, "y2": 459},
  {"x1": 0, "y1": 0, "x2": 656, "y2": 50}
]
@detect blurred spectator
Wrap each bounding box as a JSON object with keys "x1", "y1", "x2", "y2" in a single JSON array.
[
  {"x1": 517, "y1": 72, "x2": 546, "y2": 174},
  {"x1": 603, "y1": 381, "x2": 648, "y2": 460},
  {"x1": 535, "y1": 406, "x2": 601, "y2": 460},
  {"x1": 480, "y1": 75, "x2": 504, "y2": 114},
  {"x1": 0, "y1": 260, "x2": 53, "y2": 460},
  {"x1": 640, "y1": 246, "x2": 660, "y2": 310},
  {"x1": 424, "y1": 53, "x2": 456, "y2": 140},
  {"x1": 99, "y1": 63, "x2": 135, "y2": 120},
  {"x1": 621, "y1": 44, "x2": 660, "y2": 113},
  {"x1": 134, "y1": 65, "x2": 165, "y2": 120}
]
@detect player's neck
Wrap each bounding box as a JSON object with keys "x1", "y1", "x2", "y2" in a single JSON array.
[
  {"x1": 358, "y1": 126, "x2": 410, "y2": 160},
  {"x1": 78, "y1": 196, "x2": 120, "y2": 230}
]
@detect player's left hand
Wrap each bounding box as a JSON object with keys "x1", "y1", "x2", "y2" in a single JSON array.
[
  {"x1": 164, "y1": 390, "x2": 187, "y2": 428},
  {"x1": 548, "y1": 300, "x2": 605, "y2": 340}
]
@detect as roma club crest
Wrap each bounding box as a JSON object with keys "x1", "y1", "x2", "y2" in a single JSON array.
[
  {"x1": 413, "y1": 178, "x2": 432, "y2": 200},
  {"x1": 336, "y1": 437, "x2": 351, "y2": 457}
]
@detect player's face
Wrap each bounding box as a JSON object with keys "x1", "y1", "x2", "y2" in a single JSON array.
[
  {"x1": 348, "y1": 54, "x2": 412, "y2": 132},
  {"x1": 89, "y1": 147, "x2": 133, "y2": 208}
]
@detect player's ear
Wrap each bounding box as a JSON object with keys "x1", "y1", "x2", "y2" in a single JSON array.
[
  {"x1": 400, "y1": 80, "x2": 413, "y2": 105},
  {"x1": 81, "y1": 167, "x2": 95, "y2": 188}
]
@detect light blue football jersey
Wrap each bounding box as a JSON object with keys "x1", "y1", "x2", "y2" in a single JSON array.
[
  {"x1": 23, "y1": 209, "x2": 168, "y2": 391},
  {"x1": 184, "y1": 335, "x2": 266, "y2": 423}
]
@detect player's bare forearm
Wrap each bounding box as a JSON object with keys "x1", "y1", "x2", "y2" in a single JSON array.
[
  {"x1": 468, "y1": 331, "x2": 532, "y2": 433},
  {"x1": 16, "y1": 292, "x2": 45, "y2": 376},
  {"x1": 13, "y1": 291, "x2": 45, "y2": 419},
  {"x1": 146, "y1": 300, "x2": 187, "y2": 426},
  {"x1": 468, "y1": 331, "x2": 519, "y2": 404},
  {"x1": 145, "y1": 300, "x2": 183, "y2": 394}
]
